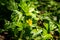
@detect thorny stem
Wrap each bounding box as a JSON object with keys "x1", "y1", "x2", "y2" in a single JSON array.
[{"x1": 20, "y1": 30, "x2": 24, "y2": 39}]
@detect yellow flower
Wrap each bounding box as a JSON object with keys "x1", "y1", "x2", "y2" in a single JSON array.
[{"x1": 26, "y1": 19, "x2": 32, "y2": 26}]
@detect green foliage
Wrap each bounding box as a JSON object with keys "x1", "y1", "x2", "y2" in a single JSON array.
[{"x1": 0, "y1": 0, "x2": 60, "y2": 40}]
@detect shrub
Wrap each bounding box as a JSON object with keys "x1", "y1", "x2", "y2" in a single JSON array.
[{"x1": 0, "y1": 0, "x2": 60, "y2": 40}]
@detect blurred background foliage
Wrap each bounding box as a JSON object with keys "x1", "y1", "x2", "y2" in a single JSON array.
[{"x1": 0, "y1": 0, "x2": 60, "y2": 40}]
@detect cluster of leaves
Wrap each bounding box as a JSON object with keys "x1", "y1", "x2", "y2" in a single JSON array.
[{"x1": 0, "y1": 0, "x2": 60, "y2": 40}]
